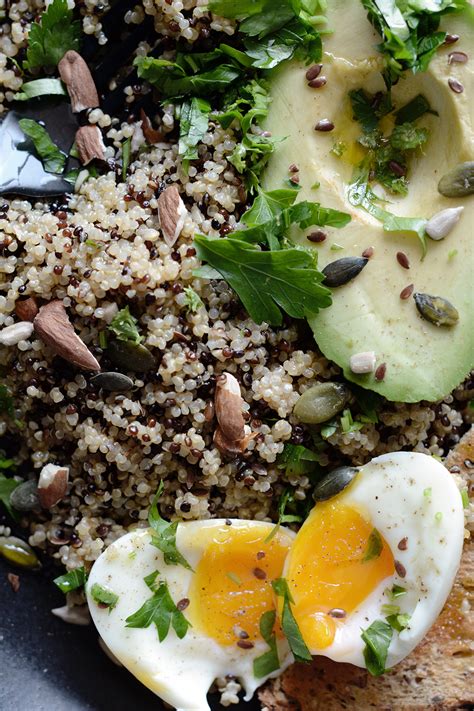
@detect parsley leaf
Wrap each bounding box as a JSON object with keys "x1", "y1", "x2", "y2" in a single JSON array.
[
  {"x1": 272, "y1": 577, "x2": 312, "y2": 663},
  {"x1": 108, "y1": 306, "x2": 142, "y2": 345},
  {"x1": 25, "y1": 0, "x2": 81, "y2": 70},
  {"x1": 394, "y1": 94, "x2": 437, "y2": 125},
  {"x1": 54, "y1": 566, "x2": 87, "y2": 593},
  {"x1": 0, "y1": 473, "x2": 20, "y2": 520},
  {"x1": 125, "y1": 575, "x2": 191, "y2": 641},
  {"x1": 134, "y1": 57, "x2": 241, "y2": 99},
  {"x1": 253, "y1": 610, "x2": 281, "y2": 678},
  {"x1": 390, "y1": 123, "x2": 428, "y2": 151},
  {"x1": 148, "y1": 481, "x2": 193, "y2": 571},
  {"x1": 18, "y1": 118, "x2": 66, "y2": 174},
  {"x1": 385, "y1": 612, "x2": 411, "y2": 632},
  {"x1": 361, "y1": 619, "x2": 393, "y2": 676},
  {"x1": 178, "y1": 97, "x2": 211, "y2": 161},
  {"x1": 362, "y1": 528, "x2": 383, "y2": 562},
  {"x1": 194, "y1": 235, "x2": 332, "y2": 326},
  {"x1": 277, "y1": 444, "x2": 319, "y2": 478},
  {"x1": 122, "y1": 137, "x2": 131, "y2": 182},
  {"x1": 183, "y1": 286, "x2": 204, "y2": 312},
  {"x1": 13, "y1": 78, "x2": 66, "y2": 101},
  {"x1": 90, "y1": 582, "x2": 119, "y2": 610},
  {"x1": 264, "y1": 487, "x2": 304, "y2": 544}
]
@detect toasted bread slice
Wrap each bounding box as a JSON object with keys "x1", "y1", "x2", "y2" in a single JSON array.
[{"x1": 259, "y1": 428, "x2": 474, "y2": 711}]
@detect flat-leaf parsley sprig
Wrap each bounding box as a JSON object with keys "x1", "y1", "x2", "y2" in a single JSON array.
[{"x1": 148, "y1": 481, "x2": 193, "y2": 571}]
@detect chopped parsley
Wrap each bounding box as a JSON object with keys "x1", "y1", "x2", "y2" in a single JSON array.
[
  {"x1": 25, "y1": 0, "x2": 81, "y2": 70},
  {"x1": 226, "y1": 571, "x2": 242, "y2": 586},
  {"x1": 385, "y1": 612, "x2": 411, "y2": 632},
  {"x1": 387, "y1": 584, "x2": 407, "y2": 599},
  {"x1": 108, "y1": 306, "x2": 142, "y2": 345},
  {"x1": 0, "y1": 473, "x2": 20, "y2": 520},
  {"x1": 148, "y1": 481, "x2": 193, "y2": 571},
  {"x1": 264, "y1": 488, "x2": 304, "y2": 544},
  {"x1": 253, "y1": 610, "x2": 281, "y2": 678},
  {"x1": 423, "y1": 487, "x2": 432, "y2": 499},
  {"x1": 18, "y1": 119, "x2": 66, "y2": 175},
  {"x1": 121, "y1": 137, "x2": 131, "y2": 182},
  {"x1": 272, "y1": 577, "x2": 312, "y2": 663},
  {"x1": 178, "y1": 98, "x2": 211, "y2": 162},
  {"x1": 125, "y1": 573, "x2": 191, "y2": 641},
  {"x1": 461, "y1": 488, "x2": 469, "y2": 509},
  {"x1": 13, "y1": 78, "x2": 66, "y2": 102},
  {"x1": 90, "y1": 582, "x2": 119, "y2": 610},
  {"x1": 362, "y1": 528, "x2": 383, "y2": 563},
  {"x1": 361, "y1": 619, "x2": 393, "y2": 676},
  {"x1": 54, "y1": 566, "x2": 88, "y2": 593},
  {"x1": 277, "y1": 443, "x2": 319, "y2": 478},
  {"x1": 183, "y1": 286, "x2": 204, "y2": 312}
]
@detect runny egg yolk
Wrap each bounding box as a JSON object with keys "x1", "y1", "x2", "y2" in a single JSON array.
[
  {"x1": 188, "y1": 524, "x2": 292, "y2": 646},
  {"x1": 286, "y1": 501, "x2": 395, "y2": 650}
]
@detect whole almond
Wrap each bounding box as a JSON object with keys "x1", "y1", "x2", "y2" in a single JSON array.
[
  {"x1": 15, "y1": 297, "x2": 39, "y2": 322},
  {"x1": 58, "y1": 50, "x2": 99, "y2": 113},
  {"x1": 75, "y1": 125, "x2": 105, "y2": 165},
  {"x1": 214, "y1": 427, "x2": 256, "y2": 457},
  {"x1": 157, "y1": 185, "x2": 187, "y2": 246},
  {"x1": 37, "y1": 463, "x2": 69, "y2": 509},
  {"x1": 215, "y1": 372, "x2": 245, "y2": 442},
  {"x1": 34, "y1": 300, "x2": 100, "y2": 371}
]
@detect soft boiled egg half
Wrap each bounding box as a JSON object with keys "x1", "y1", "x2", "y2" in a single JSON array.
[{"x1": 87, "y1": 452, "x2": 464, "y2": 711}]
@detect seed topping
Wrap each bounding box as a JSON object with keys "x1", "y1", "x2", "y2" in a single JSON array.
[
  {"x1": 350, "y1": 351, "x2": 376, "y2": 374},
  {"x1": 395, "y1": 560, "x2": 407, "y2": 578},
  {"x1": 413, "y1": 293, "x2": 459, "y2": 327},
  {"x1": 322, "y1": 256, "x2": 368, "y2": 287},
  {"x1": 374, "y1": 363, "x2": 387, "y2": 382},
  {"x1": 448, "y1": 77, "x2": 464, "y2": 93},
  {"x1": 396, "y1": 251, "x2": 410, "y2": 269},
  {"x1": 400, "y1": 284, "x2": 414, "y2": 300},
  {"x1": 397, "y1": 537, "x2": 408, "y2": 551},
  {"x1": 315, "y1": 119, "x2": 334, "y2": 132},
  {"x1": 305, "y1": 64, "x2": 322, "y2": 80},
  {"x1": 307, "y1": 230, "x2": 326, "y2": 243},
  {"x1": 448, "y1": 51, "x2": 468, "y2": 64}
]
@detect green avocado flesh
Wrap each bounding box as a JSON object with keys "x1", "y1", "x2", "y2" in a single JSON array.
[{"x1": 264, "y1": 2, "x2": 474, "y2": 403}]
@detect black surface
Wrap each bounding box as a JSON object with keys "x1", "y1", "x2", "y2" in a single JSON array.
[{"x1": 0, "y1": 553, "x2": 262, "y2": 711}]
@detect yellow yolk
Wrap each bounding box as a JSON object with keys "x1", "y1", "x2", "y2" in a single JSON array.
[
  {"x1": 286, "y1": 501, "x2": 395, "y2": 650},
  {"x1": 188, "y1": 524, "x2": 292, "y2": 646}
]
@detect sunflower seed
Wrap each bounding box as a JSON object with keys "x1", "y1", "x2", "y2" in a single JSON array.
[
  {"x1": 322, "y1": 257, "x2": 368, "y2": 287},
  {"x1": 90, "y1": 372, "x2": 134, "y2": 392},
  {"x1": 293, "y1": 382, "x2": 350, "y2": 424},
  {"x1": 414, "y1": 293, "x2": 459, "y2": 327},
  {"x1": 425, "y1": 206, "x2": 464, "y2": 240},
  {"x1": 438, "y1": 162, "x2": 474, "y2": 197},
  {"x1": 313, "y1": 466, "x2": 359, "y2": 502}
]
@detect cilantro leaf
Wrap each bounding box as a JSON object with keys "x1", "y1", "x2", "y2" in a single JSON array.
[
  {"x1": 272, "y1": 578, "x2": 312, "y2": 663},
  {"x1": 148, "y1": 481, "x2": 193, "y2": 571},
  {"x1": 54, "y1": 566, "x2": 87, "y2": 593},
  {"x1": 0, "y1": 474, "x2": 20, "y2": 520},
  {"x1": 25, "y1": 0, "x2": 81, "y2": 70},
  {"x1": 13, "y1": 78, "x2": 66, "y2": 101},
  {"x1": 183, "y1": 286, "x2": 204, "y2": 312},
  {"x1": 134, "y1": 57, "x2": 241, "y2": 99},
  {"x1": 125, "y1": 576, "x2": 191, "y2": 641},
  {"x1": 194, "y1": 235, "x2": 332, "y2": 326},
  {"x1": 178, "y1": 98, "x2": 211, "y2": 161},
  {"x1": 18, "y1": 119, "x2": 66, "y2": 174},
  {"x1": 361, "y1": 619, "x2": 393, "y2": 676},
  {"x1": 362, "y1": 528, "x2": 383, "y2": 562},
  {"x1": 90, "y1": 582, "x2": 119, "y2": 610},
  {"x1": 108, "y1": 306, "x2": 142, "y2": 345},
  {"x1": 253, "y1": 610, "x2": 281, "y2": 678}
]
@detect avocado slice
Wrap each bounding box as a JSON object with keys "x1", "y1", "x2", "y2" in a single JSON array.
[{"x1": 264, "y1": 4, "x2": 473, "y2": 402}]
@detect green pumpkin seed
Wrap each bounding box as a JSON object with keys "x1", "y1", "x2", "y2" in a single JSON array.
[
  {"x1": 313, "y1": 466, "x2": 359, "y2": 502},
  {"x1": 0, "y1": 535, "x2": 41, "y2": 569},
  {"x1": 293, "y1": 382, "x2": 351, "y2": 424},
  {"x1": 413, "y1": 293, "x2": 459, "y2": 327},
  {"x1": 438, "y1": 161, "x2": 474, "y2": 197},
  {"x1": 10, "y1": 479, "x2": 40, "y2": 511},
  {"x1": 322, "y1": 257, "x2": 368, "y2": 287},
  {"x1": 106, "y1": 339, "x2": 156, "y2": 373},
  {"x1": 90, "y1": 372, "x2": 134, "y2": 391}
]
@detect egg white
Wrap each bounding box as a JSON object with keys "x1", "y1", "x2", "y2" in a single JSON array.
[
  {"x1": 87, "y1": 519, "x2": 295, "y2": 711},
  {"x1": 286, "y1": 452, "x2": 464, "y2": 668}
]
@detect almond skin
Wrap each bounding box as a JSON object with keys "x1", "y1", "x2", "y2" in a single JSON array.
[
  {"x1": 33, "y1": 300, "x2": 100, "y2": 371},
  {"x1": 213, "y1": 428, "x2": 256, "y2": 457},
  {"x1": 215, "y1": 372, "x2": 245, "y2": 442},
  {"x1": 157, "y1": 185, "x2": 187, "y2": 246},
  {"x1": 140, "y1": 108, "x2": 163, "y2": 145},
  {"x1": 14, "y1": 297, "x2": 39, "y2": 322},
  {"x1": 58, "y1": 50, "x2": 99, "y2": 112},
  {"x1": 37, "y1": 463, "x2": 69, "y2": 509},
  {"x1": 75, "y1": 125, "x2": 105, "y2": 165}
]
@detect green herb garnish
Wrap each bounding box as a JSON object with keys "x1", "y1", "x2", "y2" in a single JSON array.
[
  {"x1": 388, "y1": 584, "x2": 407, "y2": 599},
  {"x1": 272, "y1": 577, "x2": 312, "y2": 663},
  {"x1": 90, "y1": 582, "x2": 119, "y2": 610},
  {"x1": 183, "y1": 286, "x2": 204, "y2": 312},
  {"x1": 361, "y1": 619, "x2": 393, "y2": 676},
  {"x1": 226, "y1": 571, "x2": 242, "y2": 586},
  {"x1": 385, "y1": 612, "x2": 411, "y2": 632},
  {"x1": 126, "y1": 575, "x2": 191, "y2": 641},
  {"x1": 340, "y1": 409, "x2": 364, "y2": 434},
  {"x1": 461, "y1": 489, "x2": 469, "y2": 508},
  {"x1": 178, "y1": 97, "x2": 211, "y2": 161},
  {"x1": 25, "y1": 0, "x2": 81, "y2": 70},
  {"x1": 18, "y1": 118, "x2": 66, "y2": 174},
  {"x1": 122, "y1": 137, "x2": 131, "y2": 182},
  {"x1": 435, "y1": 511, "x2": 443, "y2": 522},
  {"x1": 253, "y1": 609, "x2": 281, "y2": 678},
  {"x1": 277, "y1": 443, "x2": 319, "y2": 477},
  {"x1": 362, "y1": 528, "x2": 383, "y2": 563},
  {"x1": 54, "y1": 566, "x2": 87, "y2": 593},
  {"x1": 423, "y1": 487, "x2": 432, "y2": 499},
  {"x1": 108, "y1": 306, "x2": 142, "y2": 345},
  {"x1": 13, "y1": 78, "x2": 66, "y2": 101},
  {"x1": 264, "y1": 487, "x2": 304, "y2": 544},
  {"x1": 0, "y1": 473, "x2": 20, "y2": 520},
  {"x1": 148, "y1": 481, "x2": 193, "y2": 570}
]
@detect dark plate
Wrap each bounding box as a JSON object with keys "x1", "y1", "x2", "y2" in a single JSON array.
[{"x1": 0, "y1": 552, "x2": 262, "y2": 711}]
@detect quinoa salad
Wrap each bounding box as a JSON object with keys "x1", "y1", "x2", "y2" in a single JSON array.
[{"x1": 0, "y1": 0, "x2": 473, "y2": 708}]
